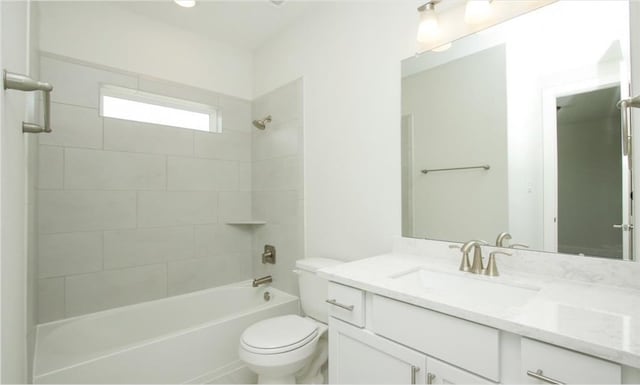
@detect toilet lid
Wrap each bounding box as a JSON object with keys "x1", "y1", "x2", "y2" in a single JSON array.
[{"x1": 241, "y1": 315, "x2": 318, "y2": 354}]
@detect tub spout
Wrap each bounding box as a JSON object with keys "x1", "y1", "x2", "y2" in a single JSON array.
[{"x1": 252, "y1": 275, "x2": 272, "y2": 287}]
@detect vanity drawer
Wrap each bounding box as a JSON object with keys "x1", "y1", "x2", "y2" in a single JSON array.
[
  {"x1": 327, "y1": 283, "x2": 365, "y2": 327},
  {"x1": 371, "y1": 295, "x2": 500, "y2": 382},
  {"x1": 521, "y1": 338, "x2": 621, "y2": 384}
]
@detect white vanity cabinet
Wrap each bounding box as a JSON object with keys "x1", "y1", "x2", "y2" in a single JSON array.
[
  {"x1": 327, "y1": 282, "x2": 631, "y2": 384},
  {"x1": 329, "y1": 318, "x2": 427, "y2": 384}
]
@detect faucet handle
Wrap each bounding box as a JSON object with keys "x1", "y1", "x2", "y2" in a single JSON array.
[
  {"x1": 483, "y1": 251, "x2": 512, "y2": 277},
  {"x1": 449, "y1": 244, "x2": 461, "y2": 250},
  {"x1": 509, "y1": 243, "x2": 530, "y2": 249}
]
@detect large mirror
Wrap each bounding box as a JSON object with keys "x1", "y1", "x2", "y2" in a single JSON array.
[{"x1": 401, "y1": 1, "x2": 635, "y2": 261}]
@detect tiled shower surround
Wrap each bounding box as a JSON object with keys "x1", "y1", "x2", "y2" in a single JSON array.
[{"x1": 36, "y1": 54, "x2": 303, "y2": 322}]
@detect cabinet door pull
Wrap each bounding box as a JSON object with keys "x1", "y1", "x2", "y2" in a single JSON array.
[
  {"x1": 325, "y1": 299, "x2": 354, "y2": 311},
  {"x1": 410, "y1": 365, "x2": 420, "y2": 384},
  {"x1": 526, "y1": 369, "x2": 565, "y2": 385},
  {"x1": 426, "y1": 372, "x2": 436, "y2": 384}
]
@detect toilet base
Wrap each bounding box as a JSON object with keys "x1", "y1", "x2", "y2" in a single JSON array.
[{"x1": 258, "y1": 374, "x2": 296, "y2": 384}]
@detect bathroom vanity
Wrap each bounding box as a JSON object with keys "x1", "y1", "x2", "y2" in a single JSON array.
[{"x1": 320, "y1": 238, "x2": 640, "y2": 384}]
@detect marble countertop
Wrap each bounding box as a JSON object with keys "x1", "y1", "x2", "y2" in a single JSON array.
[{"x1": 318, "y1": 252, "x2": 640, "y2": 369}]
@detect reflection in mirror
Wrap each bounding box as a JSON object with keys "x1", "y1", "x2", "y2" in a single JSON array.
[{"x1": 401, "y1": 1, "x2": 634, "y2": 261}]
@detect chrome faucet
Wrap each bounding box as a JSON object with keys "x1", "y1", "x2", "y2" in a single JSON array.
[
  {"x1": 459, "y1": 240, "x2": 488, "y2": 274},
  {"x1": 495, "y1": 232, "x2": 512, "y2": 247},
  {"x1": 252, "y1": 275, "x2": 272, "y2": 287},
  {"x1": 484, "y1": 251, "x2": 511, "y2": 277}
]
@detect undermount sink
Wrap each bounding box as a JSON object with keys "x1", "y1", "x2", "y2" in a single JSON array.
[{"x1": 391, "y1": 269, "x2": 540, "y2": 310}]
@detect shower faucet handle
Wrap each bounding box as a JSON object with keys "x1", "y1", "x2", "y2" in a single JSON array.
[{"x1": 262, "y1": 245, "x2": 276, "y2": 264}]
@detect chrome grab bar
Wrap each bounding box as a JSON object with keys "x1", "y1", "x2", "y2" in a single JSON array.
[
  {"x1": 325, "y1": 299, "x2": 354, "y2": 311},
  {"x1": 410, "y1": 365, "x2": 419, "y2": 384},
  {"x1": 3, "y1": 70, "x2": 53, "y2": 134},
  {"x1": 421, "y1": 164, "x2": 490, "y2": 174},
  {"x1": 526, "y1": 369, "x2": 565, "y2": 385}
]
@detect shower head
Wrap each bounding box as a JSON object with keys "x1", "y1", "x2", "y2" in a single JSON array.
[{"x1": 252, "y1": 115, "x2": 272, "y2": 130}]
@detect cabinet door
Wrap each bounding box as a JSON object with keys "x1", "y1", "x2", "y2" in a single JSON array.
[
  {"x1": 329, "y1": 318, "x2": 427, "y2": 384},
  {"x1": 426, "y1": 357, "x2": 495, "y2": 384}
]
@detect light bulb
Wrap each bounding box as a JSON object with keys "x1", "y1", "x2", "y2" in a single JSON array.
[
  {"x1": 464, "y1": 0, "x2": 492, "y2": 25},
  {"x1": 174, "y1": 0, "x2": 196, "y2": 8},
  {"x1": 417, "y1": 3, "x2": 441, "y2": 44}
]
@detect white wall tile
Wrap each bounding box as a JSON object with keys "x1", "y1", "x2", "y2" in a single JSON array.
[
  {"x1": 65, "y1": 264, "x2": 167, "y2": 316},
  {"x1": 38, "y1": 232, "x2": 103, "y2": 278},
  {"x1": 194, "y1": 224, "x2": 252, "y2": 258},
  {"x1": 219, "y1": 95, "x2": 252, "y2": 133},
  {"x1": 239, "y1": 162, "x2": 251, "y2": 191},
  {"x1": 104, "y1": 118, "x2": 194, "y2": 156},
  {"x1": 219, "y1": 191, "x2": 252, "y2": 221},
  {"x1": 41, "y1": 55, "x2": 138, "y2": 108},
  {"x1": 252, "y1": 191, "x2": 299, "y2": 225},
  {"x1": 252, "y1": 156, "x2": 300, "y2": 191},
  {"x1": 252, "y1": 119, "x2": 300, "y2": 161},
  {"x1": 38, "y1": 191, "x2": 137, "y2": 233},
  {"x1": 64, "y1": 148, "x2": 166, "y2": 190},
  {"x1": 167, "y1": 157, "x2": 238, "y2": 191},
  {"x1": 138, "y1": 76, "x2": 220, "y2": 107},
  {"x1": 137, "y1": 191, "x2": 218, "y2": 227},
  {"x1": 167, "y1": 256, "x2": 251, "y2": 296},
  {"x1": 38, "y1": 145, "x2": 63, "y2": 189},
  {"x1": 194, "y1": 130, "x2": 251, "y2": 161},
  {"x1": 104, "y1": 226, "x2": 195, "y2": 269},
  {"x1": 40, "y1": 103, "x2": 103, "y2": 149},
  {"x1": 252, "y1": 80, "x2": 302, "y2": 125},
  {"x1": 38, "y1": 278, "x2": 65, "y2": 323}
]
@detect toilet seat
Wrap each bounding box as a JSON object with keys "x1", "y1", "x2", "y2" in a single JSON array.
[{"x1": 240, "y1": 315, "x2": 319, "y2": 355}]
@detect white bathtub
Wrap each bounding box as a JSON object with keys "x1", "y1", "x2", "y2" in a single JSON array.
[{"x1": 33, "y1": 281, "x2": 299, "y2": 384}]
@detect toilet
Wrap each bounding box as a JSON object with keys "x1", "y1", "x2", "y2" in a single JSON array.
[{"x1": 239, "y1": 258, "x2": 343, "y2": 384}]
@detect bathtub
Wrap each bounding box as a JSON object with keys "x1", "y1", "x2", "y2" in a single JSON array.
[{"x1": 33, "y1": 281, "x2": 299, "y2": 384}]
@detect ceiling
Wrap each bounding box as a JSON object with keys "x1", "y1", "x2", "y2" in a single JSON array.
[{"x1": 114, "y1": 1, "x2": 333, "y2": 51}]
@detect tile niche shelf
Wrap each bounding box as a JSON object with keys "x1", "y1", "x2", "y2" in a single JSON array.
[{"x1": 225, "y1": 220, "x2": 267, "y2": 225}]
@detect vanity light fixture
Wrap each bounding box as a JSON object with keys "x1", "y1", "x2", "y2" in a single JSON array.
[
  {"x1": 432, "y1": 42, "x2": 452, "y2": 52},
  {"x1": 174, "y1": 0, "x2": 196, "y2": 8},
  {"x1": 464, "y1": 0, "x2": 493, "y2": 25},
  {"x1": 417, "y1": 1, "x2": 442, "y2": 44}
]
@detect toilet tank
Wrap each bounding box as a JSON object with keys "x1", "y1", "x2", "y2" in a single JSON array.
[{"x1": 295, "y1": 258, "x2": 343, "y2": 323}]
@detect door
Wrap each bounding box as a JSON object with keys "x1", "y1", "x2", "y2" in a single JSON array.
[
  {"x1": 1, "y1": 1, "x2": 32, "y2": 382},
  {"x1": 543, "y1": 71, "x2": 632, "y2": 260},
  {"x1": 329, "y1": 318, "x2": 427, "y2": 384}
]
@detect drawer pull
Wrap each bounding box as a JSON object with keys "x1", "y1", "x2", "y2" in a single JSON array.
[
  {"x1": 426, "y1": 372, "x2": 436, "y2": 384},
  {"x1": 410, "y1": 365, "x2": 420, "y2": 384},
  {"x1": 526, "y1": 369, "x2": 565, "y2": 385},
  {"x1": 325, "y1": 299, "x2": 354, "y2": 311}
]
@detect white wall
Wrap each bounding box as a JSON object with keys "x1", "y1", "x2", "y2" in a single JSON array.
[
  {"x1": 254, "y1": 3, "x2": 415, "y2": 261},
  {"x1": 37, "y1": 2, "x2": 253, "y2": 100},
  {"x1": 253, "y1": 1, "x2": 549, "y2": 261}
]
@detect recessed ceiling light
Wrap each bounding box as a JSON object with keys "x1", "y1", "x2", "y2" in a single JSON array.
[{"x1": 174, "y1": 0, "x2": 196, "y2": 8}]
